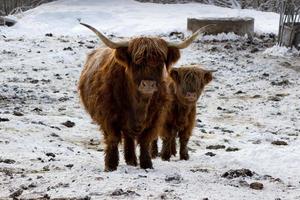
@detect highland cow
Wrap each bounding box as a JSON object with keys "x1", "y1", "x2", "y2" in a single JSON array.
[
  {"x1": 151, "y1": 65, "x2": 213, "y2": 161},
  {"x1": 78, "y1": 23, "x2": 208, "y2": 171}
]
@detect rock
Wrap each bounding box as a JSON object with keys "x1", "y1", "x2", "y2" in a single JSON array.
[
  {"x1": 252, "y1": 94, "x2": 261, "y2": 98},
  {"x1": 165, "y1": 173, "x2": 183, "y2": 184},
  {"x1": 45, "y1": 152, "x2": 56, "y2": 157},
  {"x1": 262, "y1": 73, "x2": 269, "y2": 77},
  {"x1": 268, "y1": 96, "x2": 281, "y2": 101},
  {"x1": 32, "y1": 107, "x2": 42, "y2": 112},
  {"x1": 239, "y1": 180, "x2": 249, "y2": 187},
  {"x1": 226, "y1": 147, "x2": 240, "y2": 152},
  {"x1": 271, "y1": 80, "x2": 290, "y2": 86},
  {"x1": 65, "y1": 164, "x2": 74, "y2": 169},
  {"x1": 250, "y1": 182, "x2": 264, "y2": 190},
  {"x1": 13, "y1": 111, "x2": 24, "y2": 116},
  {"x1": 111, "y1": 189, "x2": 140, "y2": 196},
  {"x1": 43, "y1": 165, "x2": 50, "y2": 171},
  {"x1": 250, "y1": 47, "x2": 259, "y2": 53},
  {"x1": 222, "y1": 169, "x2": 254, "y2": 179},
  {"x1": 280, "y1": 62, "x2": 291, "y2": 67},
  {"x1": 111, "y1": 189, "x2": 125, "y2": 196},
  {"x1": 190, "y1": 168, "x2": 209, "y2": 173},
  {"x1": 217, "y1": 106, "x2": 223, "y2": 110},
  {"x1": 206, "y1": 145, "x2": 225, "y2": 150},
  {"x1": 224, "y1": 43, "x2": 232, "y2": 49},
  {"x1": 0, "y1": 158, "x2": 16, "y2": 164},
  {"x1": 50, "y1": 133, "x2": 59, "y2": 137},
  {"x1": 85, "y1": 45, "x2": 95, "y2": 49},
  {"x1": 45, "y1": 33, "x2": 53, "y2": 37},
  {"x1": 58, "y1": 97, "x2": 70, "y2": 102},
  {"x1": 271, "y1": 140, "x2": 288, "y2": 146},
  {"x1": 62, "y1": 120, "x2": 75, "y2": 128},
  {"x1": 0, "y1": 17, "x2": 17, "y2": 27},
  {"x1": 28, "y1": 182, "x2": 37, "y2": 188},
  {"x1": 63, "y1": 47, "x2": 73, "y2": 51},
  {"x1": 234, "y1": 90, "x2": 245, "y2": 94},
  {"x1": 9, "y1": 189, "x2": 23, "y2": 198},
  {"x1": 205, "y1": 152, "x2": 216, "y2": 157},
  {"x1": 0, "y1": 118, "x2": 9, "y2": 122}
]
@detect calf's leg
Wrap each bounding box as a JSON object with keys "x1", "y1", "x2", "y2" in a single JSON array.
[
  {"x1": 161, "y1": 128, "x2": 176, "y2": 161},
  {"x1": 178, "y1": 128, "x2": 192, "y2": 160}
]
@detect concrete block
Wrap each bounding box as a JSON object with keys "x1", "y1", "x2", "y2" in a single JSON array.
[{"x1": 187, "y1": 17, "x2": 254, "y2": 36}]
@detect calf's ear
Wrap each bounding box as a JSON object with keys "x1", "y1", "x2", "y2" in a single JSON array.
[
  {"x1": 170, "y1": 69, "x2": 180, "y2": 83},
  {"x1": 166, "y1": 47, "x2": 180, "y2": 70},
  {"x1": 203, "y1": 71, "x2": 213, "y2": 85},
  {"x1": 115, "y1": 47, "x2": 130, "y2": 68}
]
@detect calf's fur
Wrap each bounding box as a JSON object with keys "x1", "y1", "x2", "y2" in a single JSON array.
[{"x1": 151, "y1": 65, "x2": 213, "y2": 160}]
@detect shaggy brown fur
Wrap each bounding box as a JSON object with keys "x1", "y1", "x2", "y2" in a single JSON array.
[
  {"x1": 78, "y1": 37, "x2": 180, "y2": 171},
  {"x1": 151, "y1": 65, "x2": 213, "y2": 161}
]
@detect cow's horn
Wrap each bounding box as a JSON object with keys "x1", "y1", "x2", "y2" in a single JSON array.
[
  {"x1": 167, "y1": 24, "x2": 216, "y2": 49},
  {"x1": 207, "y1": 69, "x2": 218, "y2": 72},
  {"x1": 80, "y1": 23, "x2": 128, "y2": 49}
]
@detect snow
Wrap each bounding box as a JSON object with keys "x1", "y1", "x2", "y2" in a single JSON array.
[
  {"x1": 264, "y1": 45, "x2": 300, "y2": 57},
  {"x1": 1, "y1": 0, "x2": 300, "y2": 199},
  {"x1": 0, "y1": 0, "x2": 279, "y2": 38},
  {"x1": 201, "y1": 32, "x2": 242, "y2": 41}
]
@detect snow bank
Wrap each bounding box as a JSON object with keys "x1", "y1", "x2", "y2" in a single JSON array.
[
  {"x1": 0, "y1": 0, "x2": 279, "y2": 37},
  {"x1": 263, "y1": 45, "x2": 300, "y2": 57},
  {"x1": 201, "y1": 32, "x2": 243, "y2": 41}
]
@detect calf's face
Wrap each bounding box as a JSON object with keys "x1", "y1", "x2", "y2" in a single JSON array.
[{"x1": 170, "y1": 66, "x2": 212, "y2": 105}]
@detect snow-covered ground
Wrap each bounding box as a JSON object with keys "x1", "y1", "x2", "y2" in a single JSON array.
[
  {"x1": 1, "y1": 0, "x2": 300, "y2": 199},
  {"x1": 1, "y1": 0, "x2": 279, "y2": 37}
]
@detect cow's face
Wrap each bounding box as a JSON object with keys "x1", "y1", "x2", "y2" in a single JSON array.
[
  {"x1": 170, "y1": 66, "x2": 212, "y2": 105},
  {"x1": 115, "y1": 37, "x2": 180, "y2": 98}
]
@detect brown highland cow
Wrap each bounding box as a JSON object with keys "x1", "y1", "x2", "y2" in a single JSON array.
[
  {"x1": 151, "y1": 65, "x2": 213, "y2": 161},
  {"x1": 78, "y1": 23, "x2": 208, "y2": 171}
]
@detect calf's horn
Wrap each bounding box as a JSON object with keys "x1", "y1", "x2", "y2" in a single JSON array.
[
  {"x1": 80, "y1": 22, "x2": 128, "y2": 49},
  {"x1": 167, "y1": 24, "x2": 216, "y2": 49}
]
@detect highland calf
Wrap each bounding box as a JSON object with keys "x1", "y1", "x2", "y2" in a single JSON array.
[
  {"x1": 78, "y1": 23, "x2": 207, "y2": 171},
  {"x1": 151, "y1": 65, "x2": 213, "y2": 161}
]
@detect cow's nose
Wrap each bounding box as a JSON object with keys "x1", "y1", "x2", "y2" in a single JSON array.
[
  {"x1": 139, "y1": 80, "x2": 157, "y2": 94},
  {"x1": 186, "y1": 92, "x2": 197, "y2": 99},
  {"x1": 133, "y1": 125, "x2": 142, "y2": 133}
]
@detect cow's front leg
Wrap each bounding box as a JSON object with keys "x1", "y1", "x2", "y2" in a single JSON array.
[
  {"x1": 139, "y1": 135, "x2": 153, "y2": 169},
  {"x1": 104, "y1": 130, "x2": 121, "y2": 171},
  {"x1": 123, "y1": 134, "x2": 137, "y2": 166},
  {"x1": 150, "y1": 139, "x2": 159, "y2": 158}
]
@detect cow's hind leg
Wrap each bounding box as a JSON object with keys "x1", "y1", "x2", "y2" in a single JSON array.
[
  {"x1": 124, "y1": 134, "x2": 137, "y2": 166},
  {"x1": 170, "y1": 136, "x2": 177, "y2": 156},
  {"x1": 104, "y1": 130, "x2": 121, "y2": 172},
  {"x1": 150, "y1": 139, "x2": 159, "y2": 158}
]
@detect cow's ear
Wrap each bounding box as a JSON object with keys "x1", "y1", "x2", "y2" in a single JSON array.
[
  {"x1": 115, "y1": 47, "x2": 130, "y2": 67},
  {"x1": 166, "y1": 47, "x2": 180, "y2": 70},
  {"x1": 170, "y1": 68, "x2": 180, "y2": 83},
  {"x1": 203, "y1": 71, "x2": 213, "y2": 85}
]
